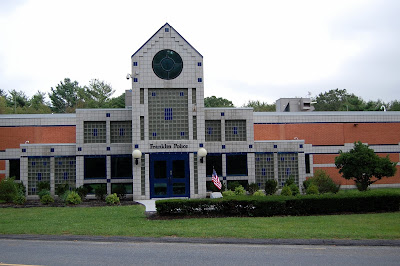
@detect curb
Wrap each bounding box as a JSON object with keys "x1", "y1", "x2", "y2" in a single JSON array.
[{"x1": 1, "y1": 234, "x2": 400, "y2": 247}]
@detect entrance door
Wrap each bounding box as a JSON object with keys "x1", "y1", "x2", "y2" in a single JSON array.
[{"x1": 150, "y1": 153, "x2": 189, "y2": 198}]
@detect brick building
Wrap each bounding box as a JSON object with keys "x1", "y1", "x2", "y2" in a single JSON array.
[{"x1": 1, "y1": 23, "x2": 399, "y2": 199}]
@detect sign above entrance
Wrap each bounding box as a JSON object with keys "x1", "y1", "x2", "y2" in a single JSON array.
[{"x1": 150, "y1": 143, "x2": 189, "y2": 149}]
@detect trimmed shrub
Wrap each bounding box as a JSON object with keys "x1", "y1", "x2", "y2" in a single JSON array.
[
  {"x1": 234, "y1": 185, "x2": 246, "y2": 196},
  {"x1": 66, "y1": 191, "x2": 81, "y2": 205},
  {"x1": 281, "y1": 186, "x2": 292, "y2": 196},
  {"x1": 253, "y1": 190, "x2": 265, "y2": 197},
  {"x1": 248, "y1": 183, "x2": 259, "y2": 195},
  {"x1": 106, "y1": 193, "x2": 120, "y2": 205},
  {"x1": 285, "y1": 177, "x2": 295, "y2": 187},
  {"x1": 0, "y1": 178, "x2": 18, "y2": 202},
  {"x1": 156, "y1": 190, "x2": 400, "y2": 217},
  {"x1": 37, "y1": 189, "x2": 50, "y2": 200},
  {"x1": 289, "y1": 183, "x2": 300, "y2": 196},
  {"x1": 40, "y1": 194, "x2": 54, "y2": 205},
  {"x1": 306, "y1": 184, "x2": 319, "y2": 195},
  {"x1": 95, "y1": 185, "x2": 107, "y2": 201},
  {"x1": 75, "y1": 186, "x2": 88, "y2": 200},
  {"x1": 15, "y1": 182, "x2": 26, "y2": 195},
  {"x1": 265, "y1": 179, "x2": 278, "y2": 195},
  {"x1": 222, "y1": 190, "x2": 235, "y2": 197},
  {"x1": 55, "y1": 183, "x2": 70, "y2": 197}
]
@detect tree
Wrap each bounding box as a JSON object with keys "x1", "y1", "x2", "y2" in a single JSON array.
[
  {"x1": 107, "y1": 92, "x2": 125, "y2": 108},
  {"x1": 83, "y1": 79, "x2": 115, "y2": 108},
  {"x1": 243, "y1": 100, "x2": 275, "y2": 112},
  {"x1": 48, "y1": 78, "x2": 82, "y2": 113},
  {"x1": 313, "y1": 89, "x2": 367, "y2": 111},
  {"x1": 27, "y1": 91, "x2": 52, "y2": 114},
  {"x1": 335, "y1": 141, "x2": 397, "y2": 191},
  {"x1": 204, "y1": 96, "x2": 234, "y2": 107}
]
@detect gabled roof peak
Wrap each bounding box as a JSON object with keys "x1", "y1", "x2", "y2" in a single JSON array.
[{"x1": 131, "y1": 23, "x2": 202, "y2": 58}]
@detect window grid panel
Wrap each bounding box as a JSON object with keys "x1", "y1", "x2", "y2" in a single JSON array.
[
  {"x1": 140, "y1": 88, "x2": 144, "y2": 104},
  {"x1": 192, "y1": 88, "x2": 196, "y2": 104},
  {"x1": 194, "y1": 154, "x2": 198, "y2": 194},
  {"x1": 110, "y1": 121, "x2": 132, "y2": 143},
  {"x1": 84, "y1": 121, "x2": 106, "y2": 143},
  {"x1": 140, "y1": 116, "x2": 145, "y2": 140},
  {"x1": 225, "y1": 120, "x2": 246, "y2": 141},
  {"x1": 55, "y1": 157, "x2": 76, "y2": 188},
  {"x1": 193, "y1": 116, "x2": 197, "y2": 140},
  {"x1": 278, "y1": 153, "x2": 299, "y2": 187},
  {"x1": 205, "y1": 120, "x2": 221, "y2": 142},
  {"x1": 28, "y1": 157, "x2": 50, "y2": 195},
  {"x1": 141, "y1": 154, "x2": 145, "y2": 196},
  {"x1": 148, "y1": 89, "x2": 189, "y2": 140},
  {"x1": 255, "y1": 153, "x2": 274, "y2": 189}
]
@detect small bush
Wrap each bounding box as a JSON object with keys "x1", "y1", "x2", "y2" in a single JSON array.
[
  {"x1": 285, "y1": 177, "x2": 295, "y2": 187},
  {"x1": 106, "y1": 193, "x2": 120, "y2": 205},
  {"x1": 113, "y1": 185, "x2": 127, "y2": 200},
  {"x1": 222, "y1": 190, "x2": 235, "y2": 197},
  {"x1": 15, "y1": 182, "x2": 26, "y2": 195},
  {"x1": 37, "y1": 181, "x2": 50, "y2": 192},
  {"x1": 40, "y1": 194, "x2": 54, "y2": 205},
  {"x1": 307, "y1": 170, "x2": 340, "y2": 194},
  {"x1": 306, "y1": 184, "x2": 319, "y2": 195},
  {"x1": 289, "y1": 183, "x2": 300, "y2": 196},
  {"x1": 55, "y1": 183, "x2": 70, "y2": 197},
  {"x1": 248, "y1": 183, "x2": 259, "y2": 195},
  {"x1": 234, "y1": 185, "x2": 246, "y2": 196},
  {"x1": 265, "y1": 179, "x2": 278, "y2": 195},
  {"x1": 37, "y1": 189, "x2": 50, "y2": 199},
  {"x1": 281, "y1": 186, "x2": 292, "y2": 196},
  {"x1": 253, "y1": 190, "x2": 265, "y2": 197},
  {"x1": 95, "y1": 185, "x2": 107, "y2": 201},
  {"x1": 13, "y1": 193, "x2": 26, "y2": 205},
  {"x1": 0, "y1": 178, "x2": 18, "y2": 203},
  {"x1": 65, "y1": 191, "x2": 81, "y2": 205},
  {"x1": 75, "y1": 186, "x2": 88, "y2": 200},
  {"x1": 228, "y1": 181, "x2": 244, "y2": 191}
]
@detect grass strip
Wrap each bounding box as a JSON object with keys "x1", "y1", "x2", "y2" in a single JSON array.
[{"x1": 1, "y1": 206, "x2": 399, "y2": 240}]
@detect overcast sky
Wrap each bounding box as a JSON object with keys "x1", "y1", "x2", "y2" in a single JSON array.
[{"x1": 0, "y1": 0, "x2": 399, "y2": 106}]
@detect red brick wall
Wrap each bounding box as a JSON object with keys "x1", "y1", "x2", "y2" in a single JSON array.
[
  {"x1": 254, "y1": 123, "x2": 400, "y2": 145},
  {"x1": 0, "y1": 126, "x2": 76, "y2": 150}
]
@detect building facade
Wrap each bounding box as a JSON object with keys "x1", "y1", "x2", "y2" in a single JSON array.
[{"x1": 1, "y1": 23, "x2": 399, "y2": 199}]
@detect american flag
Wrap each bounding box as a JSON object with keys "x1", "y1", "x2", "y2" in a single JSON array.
[{"x1": 212, "y1": 169, "x2": 222, "y2": 190}]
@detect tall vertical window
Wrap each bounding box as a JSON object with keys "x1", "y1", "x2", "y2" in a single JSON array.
[
  {"x1": 140, "y1": 88, "x2": 144, "y2": 104},
  {"x1": 192, "y1": 88, "x2": 196, "y2": 104},
  {"x1": 140, "y1": 116, "x2": 145, "y2": 140},
  {"x1": 305, "y1": 154, "x2": 310, "y2": 174},
  {"x1": 193, "y1": 116, "x2": 197, "y2": 140},
  {"x1": 255, "y1": 153, "x2": 274, "y2": 189},
  {"x1": 55, "y1": 157, "x2": 76, "y2": 189},
  {"x1": 28, "y1": 157, "x2": 50, "y2": 195},
  {"x1": 278, "y1": 153, "x2": 299, "y2": 187}
]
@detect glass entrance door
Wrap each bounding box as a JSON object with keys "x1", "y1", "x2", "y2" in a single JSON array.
[{"x1": 150, "y1": 154, "x2": 189, "y2": 198}]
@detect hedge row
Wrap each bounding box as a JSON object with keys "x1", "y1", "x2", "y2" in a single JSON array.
[{"x1": 155, "y1": 191, "x2": 400, "y2": 217}]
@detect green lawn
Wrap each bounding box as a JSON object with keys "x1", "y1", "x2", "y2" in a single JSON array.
[{"x1": 1, "y1": 205, "x2": 399, "y2": 240}]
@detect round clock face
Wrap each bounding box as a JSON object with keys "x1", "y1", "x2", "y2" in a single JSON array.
[{"x1": 152, "y1": 49, "x2": 183, "y2": 80}]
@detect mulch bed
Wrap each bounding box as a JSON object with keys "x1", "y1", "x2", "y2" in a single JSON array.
[{"x1": 0, "y1": 199, "x2": 139, "y2": 208}]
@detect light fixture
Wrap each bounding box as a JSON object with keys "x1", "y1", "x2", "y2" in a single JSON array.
[
  {"x1": 198, "y1": 148, "x2": 207, "y2": 163},
  {"x1": 132, "y1": 149, "x2": 142, "y2": 165}
]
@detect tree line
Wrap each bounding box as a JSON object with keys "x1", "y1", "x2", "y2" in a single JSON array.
[
  {"x1": 205, "y1": 88, "x2": 400, "y2": 111},
  {"x1": 0, "y1": 78, "x2": 125, "y2": 114},
  {"x1": 1, "y1": 81, "x2": 399, "y2": 114}
]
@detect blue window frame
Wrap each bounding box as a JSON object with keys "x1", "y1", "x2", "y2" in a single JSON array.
[
  {"x1": 207, "y1": 127, "x2": 213, "y2": 135},
  {"x1": 133, "y1": 78, "x2": 138, "y2": 82},
  {"x1": 50, "y1": 148, "x2": 54, "y2": 152},
  {"x1": 233, "y1": 127, "x2": 238, "y2": 135},
  {"x1": 198, "y1": 78, "x2": 202, "y2": 82},
  {"x1": 93, "y1": 128, "x2": 98, "y2": 136},
  {"x1": 180, "y1": 91, "x2": 184, "y2": 96},
  {"x1": 262, "y1": 168, "x2": 266, "y2": 176},
  {"x1": 198, "y1": 62, "x2": 202, "y2": 66},
  {"x1": 133, "y1": 62, "x2": 138, "y2": 66},
  {"x1": 152, "y1": 92, "x2": 156, "y2": 97},
  {"x1": 63, "y1": 172, "x2": 68, "y2": 180},
  {"x1": 164, "y1": 108, "x2": 173, "y2": 120},
  {"x1": 180, "y1": 132, "x2": 185, "y2": 136},
  {"x1": 119, "y1": 128, "x2": 125, "y2": 136},
  {"x1": 37, "y1": 173, "x2": 42, "y2": 181},
  {"x1": 165, "y1": 27, "x2": 169, "y2": 32},
  {"x1": 106, "y1": 113, "x2": 111, "y2": 117}
]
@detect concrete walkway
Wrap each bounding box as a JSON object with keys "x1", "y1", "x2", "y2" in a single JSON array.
[{"x1": 136, "y1": 200, "x2": 157, "y2": 212}]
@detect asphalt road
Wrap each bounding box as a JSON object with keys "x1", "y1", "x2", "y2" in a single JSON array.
[{"x1": 1, "y1": 238, "x2": 400, "y2": 266}]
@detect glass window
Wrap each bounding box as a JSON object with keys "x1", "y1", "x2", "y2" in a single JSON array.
[
  {"x1": 111, "y1": 156, "x2": 132, "y2": 178},
  {"x1": 152, "y1": 49, "x2": 183, "y2": 80},
  {"x1": 55, "y1": 157, "x2": 76, "y2": 188},
  {"x1": 110, "y1": 121, "x2": 132, "y2": 143},
  {"x1": 84, "y1": 156, "x2": 106, "y2": 179},
  {"x1": 225, "y1": 120, "x2": 246, "y2": 141},
  {"x1": 9, "y1": 159, "x2": 20, "y2": 180},
  {"x1": 278, "y1": 153, "x2": 299, "y2": 187},
  {"x1": 255, "y1": 153, "x2": 274, "y2": 189},
  {"x1": 205, "y1": 120, "x2": 221, "y2": 142},
  {"x1": 28, "y1": 157, "x2": 50, "y2": 195},
  {"x1": 226, "y1": 154, "x2": 248, "y2": 176},
  {"x1": 84, "y1": 121, "x2": 106, "y2": 143},
  {"x1": 206, "y1": 154, "x2": 222, "y2": 177}
]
